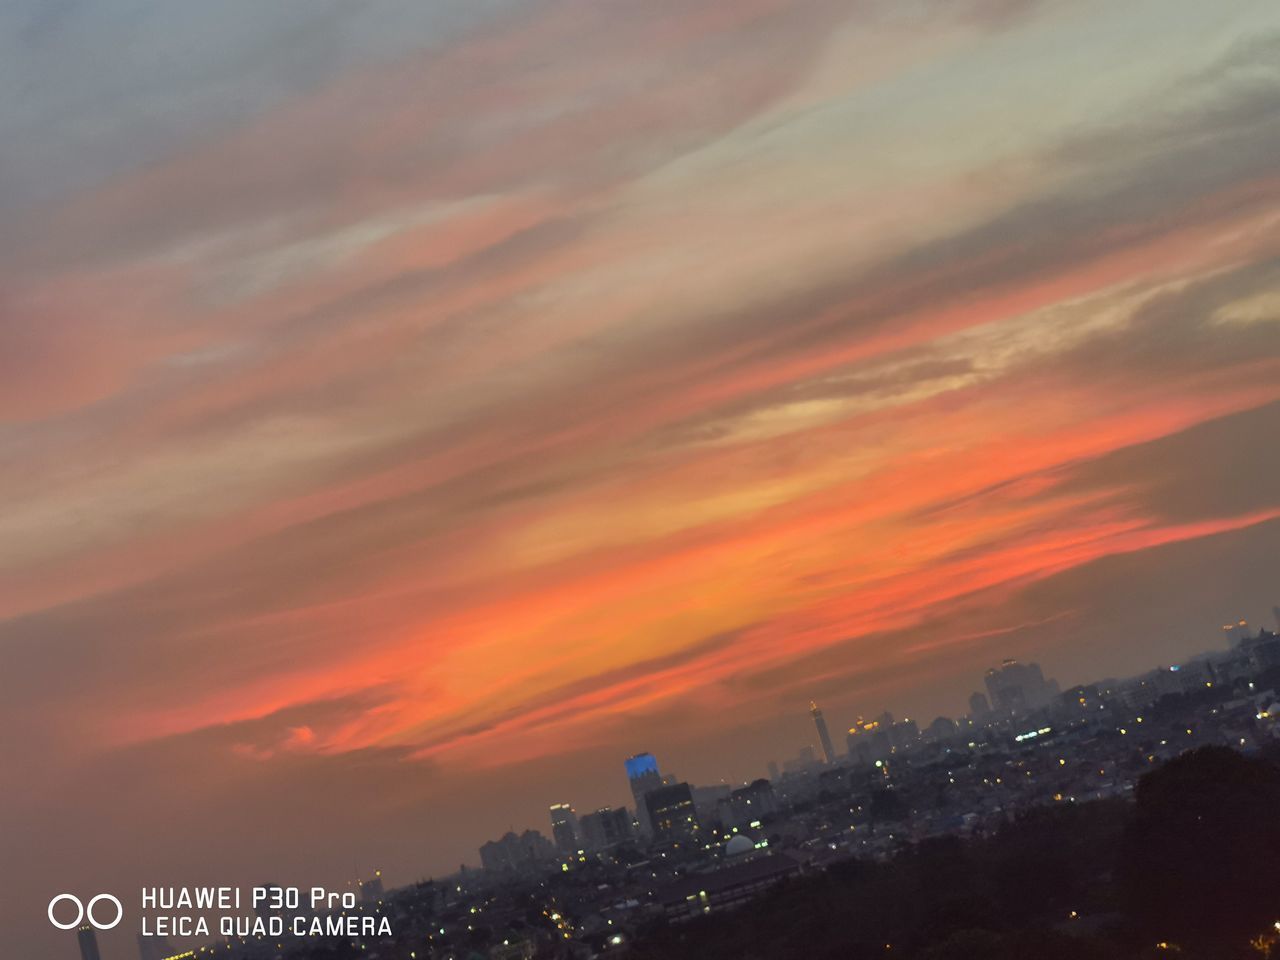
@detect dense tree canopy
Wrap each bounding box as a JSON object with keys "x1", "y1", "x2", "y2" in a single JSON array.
[{"x1": 1120, "y1": 746, "x2": 1280, "y2": 952}]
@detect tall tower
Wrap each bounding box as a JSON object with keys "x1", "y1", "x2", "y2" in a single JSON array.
[
  {"x1": 77, "y1": 926, "x2": 102, "y2": 960},
  {"x1": 811, "y1": 701, "x2": 836, "y2": 764},
  {"x1": 644, "y1": 783, "x2": 701, "y2": 845},
  {"x1": 625, "y1": 752, "x2": 664, "y2": 835},
  {"x1": 969, "y1": 691, "x2": 991, "y2": 719},
  {"x1": 548, "y1": 803, "x2": 580, "y2": 853}
]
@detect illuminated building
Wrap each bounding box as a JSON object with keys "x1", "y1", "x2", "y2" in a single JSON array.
[
  {"x1": 1061, "y1": 683, "x2": 1103, "y2": 716},
  {"x1": 548, "y1": 803, "x2": 580, "y2": 853},
  {"x1": 77, "y1": 926, "x2": 101, "y2": 960},
  {"x1": 810, "y1": 700, "x2": 837, "y2": 764},
  {"x1": 1224, "y1": 619, "x2": 1251, "y2": 647},
  {"x1": 845, "y1": 715, "x2": 889, "y2": 765},
  {"x1": 890, "y1": 717, "x2": 920, "y2": 749},
  {"x1": 644, "y1": 782, "x2": 701, "y2": 845},
  {"x1": 625, "y1": 752, "x2": 662, "y2": 792},
  {"x1": 625, "y1": 752, "x2": 665, "y2": 834},
  {"x1": 716, "y1": 778, "x2": 778, "y2": 828},
  {"x1": 657, "y1": 854, "x2": 800, "y2": 920}
]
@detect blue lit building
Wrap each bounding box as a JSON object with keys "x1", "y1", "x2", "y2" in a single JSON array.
[{"x1": 625, "y1": 752, "x2": 665, "y2": 835}]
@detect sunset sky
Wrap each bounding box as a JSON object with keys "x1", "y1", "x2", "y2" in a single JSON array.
[{"x1": 3, "y1": 0, "x2": 1280, "y2": 954}]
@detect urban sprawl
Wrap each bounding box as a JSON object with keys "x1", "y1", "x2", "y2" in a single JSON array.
[{"x1": 100, "y1": 608, "x2": 1280, "y2": 960}]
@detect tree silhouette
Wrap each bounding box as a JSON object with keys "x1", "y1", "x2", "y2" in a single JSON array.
[{"x1": 1120, "y1": 746, "x2": 1280, "y2": 951}]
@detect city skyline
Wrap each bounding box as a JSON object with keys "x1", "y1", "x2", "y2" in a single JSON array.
[
  {"x1": 471, "y1": 611, "x2": 1277, "y2": 862},
  {"x1": 85, "y1": 604, "x2": 1280, "y2": 960},
  {"x1": 3, "y1": 1, "x2": 1280, "y2": 957}
]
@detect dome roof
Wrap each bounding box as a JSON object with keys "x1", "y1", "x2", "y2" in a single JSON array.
[{"x1": 724, "y1": 834, "x2": 755, "y2": 856}]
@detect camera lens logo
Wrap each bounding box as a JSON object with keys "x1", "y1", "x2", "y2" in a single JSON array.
[{"x1": 48, "y1": 894, "x2": 123, "y2": 931}]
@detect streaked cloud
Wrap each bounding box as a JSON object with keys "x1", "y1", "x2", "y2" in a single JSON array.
[{"x1": 2, "y1": 1, "x2": 1279, "y2": 954}]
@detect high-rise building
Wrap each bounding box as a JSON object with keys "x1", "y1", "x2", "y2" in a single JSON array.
[
  {"x1": 925, "y1": 716, "x2": 958, "y2": 742},
  {"x1": 890, "y1": 717, "x2": 920, "y2": 749},
  {"x1": 968, "y1": 691, "x2": 992, "y2": 719},
  {"x1": 625, "y1": 752, "x2": 663, "y2": 793},
  {"x1": 810, "y1": 701, "x2": 836, "y2": 764},
  {"x1": 716, "y1": 778, "x2": 779, "y2": 828},
  {"x1": 358, "y1": 871, "x2": 384, "y2": 903},
  {"x1": 845, "y1": 715, "x2": 893, "y2": 764},
  {"x1": 1245, "y1": 632, "x2": 1280, "y2": 672},
  {"x1": 548, "y1": 803, "x2": 580, "y2": 853},
  {"x1": 78, "y1": 926, "x2": 102, "y2": 960},
  {"x1": 625, "y1": 752, "x2": 665, "y2": 834},
  {"x1": 767, "y1": 760, "x2": 780, "y2": 781},
  {"x1": 984, "y1": 659, "x2": 1057, "y2": 714},
  {"x1": 479, "y1": 829, "x2": 556, "y2": 874},
  {"x1": 579, "y1": 806, "x2": 633, "y2": 851},
  {"x1": 645, "y1": 782, "x2": 701, "y2": 845},
  {"x1": 782, "y1": 744, "x2": 818, "y2": 775},
  {"x1": 845, "y1": 716, "x2": 877, "y2": 765},
  {"x1": 1224, "y1": 620, "x2": 1252, "y2": 647},
  {"x1": 692, "y1": 784, "x2": 732, "y2": 824}
]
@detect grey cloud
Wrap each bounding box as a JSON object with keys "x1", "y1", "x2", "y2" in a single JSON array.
[
  {"x1": 631, "y1": 49, "x2": 1280, "y2": 444},
  {"x1": 1039, "y1": 259, "x2": 1280, "y2": 382},
  {"x1": 1054, "y1": 31, "x2": 1280, "y2": 171},
  {"x1": 8, "y1": 176, "x2": 1272, "y2": 723},
  {"x1": 2, "y1": 0, "x2": 846, "y2": 274},
  {"x1": 1059, "y1": 400, "x2": 1280, "y2": 526},
  {"x1": 0, "y1": 0, "x2": 525, "y2": 213}
]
